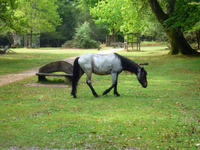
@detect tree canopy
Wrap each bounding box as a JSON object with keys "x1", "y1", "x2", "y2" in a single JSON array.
[
  {"x1": 16, "y1": 0, "x2": 61, "y2": 34},
  {"x1": 0, "y1": 0, "x2": 18, "y2": 32},
  {"x1": 90, "y1": 0, "x2": 200, "y2": 54}
]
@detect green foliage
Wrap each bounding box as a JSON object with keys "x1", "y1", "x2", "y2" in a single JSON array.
[
  {"x1": 120, "y1": 0, "x2": 147, "y2": 34},
  {"x1": 164, "y1": 0, "x2": 200, "y2": 32},
  {"x1": 56, "y1": 0, "x2": 78, "y2": 40},
  {"x1": 40, "y1": 32, "x2": 66, "y2": 47},
  {"x1": 0, "y1": 0, "x2": 18, "y2": 32},
  {"x1": 77, "y1": 0, "x2": 99, "y2": 8},
  {"x1": 40, "y1": 0, "x2": 106, "y2": 47},
  {"x1": 90, "y1": 23, "x2": 108, "y2": 43},
  {"x1": 190, "y1": 2, "x2": 200, "y2": 31},
  {"x1": 17, "y1": 0, "x2": 61, "y2": 34},
  {"x1": 39, "y1": 0, "x2": 79, "y2": 47},
  {"x1": 143, "y1": 14, "x2": 167, "y2": 41},
  {"x1": 0, "y1": 0, "x2": 61, "y2": 35},
  {"x1": 90, "y1": 0, "x2": 162, "y2": 36},
  {"x1": 61, "y1": 40, "x2": 74, "y2": 48},
  {"x1": 90, "y1": 0, "x2": 124, "y2": 34},
  {"x1": 73, "y1": 22, "x2": 100, "y2": 48}
]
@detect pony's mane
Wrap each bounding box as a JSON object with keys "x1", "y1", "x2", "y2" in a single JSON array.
[{"x1": 114, "y1": 53, "x2": 140, "y2": 74}]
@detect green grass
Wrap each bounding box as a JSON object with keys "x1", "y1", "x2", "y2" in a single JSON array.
[
  {"x1": 0, "y1": 47, "x2": 200, "y2": 149},
  {"x1": 140, "y1": 41, "x2": 167, "y2": 46},
  {"x1": 0, "y1": 48, "x2": 99, "y2": 75}
]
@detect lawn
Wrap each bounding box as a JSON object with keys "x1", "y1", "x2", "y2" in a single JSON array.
[
  {"x1": 0, "y1": 48, "x2": 100, "y2": 75},
  {"x1": 0, "y1": 46, "x2": 200, "y2": 149}
]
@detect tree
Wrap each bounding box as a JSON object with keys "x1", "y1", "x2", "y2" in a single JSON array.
[
  {"x1": 15, "y1": 0, "x2": 61, "y2": 47},
  {"x1": 40, "y1": 0, "x2": 79, "y2": 47},
  {"x1": 90, "y1": 0, "x2": 124, "y2": 44},
  {"x1": 40, "y1": 0, "x2": 106, "y2": 47},
  {"x1": 76, "y1": 0, "x2": 108, "y2": 43},
  {"x1": 91, "y1": 0, "x2": 200, "y2": 54},
  {"x1": 120, "y1": 0, "x2": 147, "y2": 34},
  {"x1": 148, "y1": 0, "x2": 199, "y2": 55},
  {"x1": 56, "y1": 0, "x2": 78, "y2": 41},
  {"x1": 90, "y1": 0, "x2": 161, "y2": 44}
]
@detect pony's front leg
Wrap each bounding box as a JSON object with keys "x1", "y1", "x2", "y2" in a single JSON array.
[
  {"x1": 102, "y1": 84, "x2": 115, "y2": 95},
  {"x1": 103, "y1": 72, "x2": 120, "y2": 96},
  {"x1": 113, "y1": 80, "x2": 120, "y2": 96},
  {"x1": 113, "y1": 72, "x2": 120, "y2": 96},
  {"x1": 86, "y1": 74, "x2": 99, "y2": 97}
]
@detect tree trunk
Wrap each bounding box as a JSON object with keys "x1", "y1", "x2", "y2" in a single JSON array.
[
  {"x1": 12, "y1": 32, "x2": 21, "y2": 48},
  {"x1": 167, "y1": 28, "x2": 198, "y2": 55},
  {"x1": 12, "y1": 32, "x2": 18, "y2": 47},
  {"x1": 148, "y1": 0, "x2": 198, "y2": 55},
  {"x1": 24, "y1": 34, "x2": 28, "y2": 48},
  {"x1": 30, "y1": 30, "x2": 33, "y2": 48},
  {"x1": 106, "y1": 35, "x2": 111, "y2": 46}
]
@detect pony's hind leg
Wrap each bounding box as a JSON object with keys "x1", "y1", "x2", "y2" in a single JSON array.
[
  {"x1": 71, "y1": 80, "x2": 77, "y2": 98},
  {"x1": 86, "y1": 73, "x2": 99, "y2": 97}
]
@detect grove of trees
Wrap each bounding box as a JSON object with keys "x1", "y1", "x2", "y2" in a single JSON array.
[{"x1": 0, "y1": 0, "x2": 200, "y2": 55}]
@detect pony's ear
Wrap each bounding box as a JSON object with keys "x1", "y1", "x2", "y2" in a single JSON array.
[{"x1": 141, "y1": 67, "x2": 144, "y2": 71}]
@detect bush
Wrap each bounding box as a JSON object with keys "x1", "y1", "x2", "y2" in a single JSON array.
[
  {"x1": 73, "y1": 22, "x2": 100, "y2": 48},
  {"x1": 61, "y1": 40, "x2": 74, "y2": 48}
]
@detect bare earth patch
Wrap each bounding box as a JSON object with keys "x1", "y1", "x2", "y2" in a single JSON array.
[
  {"x1": 25, "y1": 83, "x2": 69, "y2": 88},
  {"x1": 0, "y1": 67, "x2": 40, "y2": 86}
]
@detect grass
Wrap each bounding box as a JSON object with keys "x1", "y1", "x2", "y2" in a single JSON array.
[
  {"x1": 140, "y1": 41, "x2": 167, "y2": 46},
  {"x1": 0, "y1": 47, "x2": 99, "y2": 75},
  {"x1": 0, "y1": 46, "x2": 200, "y2": 149}
]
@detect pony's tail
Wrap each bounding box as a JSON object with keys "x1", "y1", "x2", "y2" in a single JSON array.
[{"x1": 71, "y1": 57, "x2": 83, "y2": 98}]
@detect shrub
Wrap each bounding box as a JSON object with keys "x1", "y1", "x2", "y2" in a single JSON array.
[
  {"x1": 61, "y1": 40, "x2": 74, "y2": 48},
  {"x1": 73, "y1": 22, "x2": 100, "y2": 48}
]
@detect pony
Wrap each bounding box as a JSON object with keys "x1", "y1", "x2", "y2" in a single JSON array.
[{"x1": 71, "y1": 53, "x2": 147, "y2": 98}]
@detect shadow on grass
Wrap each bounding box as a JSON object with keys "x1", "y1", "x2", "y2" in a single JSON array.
[{"x1": 38, "y1": 77, "x2": 72, "y2": 85}]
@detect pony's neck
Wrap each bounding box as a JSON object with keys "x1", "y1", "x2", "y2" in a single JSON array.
[
  {"x1": 122, "y1": 60, "x2": 140, "y2": 74},
  {"x1": 115, "y1": 53, "x2": 140, "y2": 74}
]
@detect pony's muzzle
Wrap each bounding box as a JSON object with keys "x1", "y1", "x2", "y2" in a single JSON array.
[{"x1": 142, "y1": 82, "x2": 147, "y2": 88}]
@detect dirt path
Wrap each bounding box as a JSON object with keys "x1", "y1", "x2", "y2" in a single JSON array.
[{"x1": 0, "y1": 48, "x2": 123, "y2": 87}]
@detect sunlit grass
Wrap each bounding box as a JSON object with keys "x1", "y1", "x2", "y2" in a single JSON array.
[
  {"x1": 121, "y1": 45, "x2": 168, "y2": 57},
  {"x1": 0, "y1": 46, "x2": 200, "y2": 149}
]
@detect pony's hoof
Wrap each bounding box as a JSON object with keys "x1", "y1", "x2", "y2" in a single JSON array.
[
  {"x1": 94, "y1": 94, "x2": 99, "y2": 97},
  {"x1": 71, "y1": 93, "x2": 77, "y2": 98},
  {"x1": 114, "y1": 93, "x2": 120, "y2": 96}
]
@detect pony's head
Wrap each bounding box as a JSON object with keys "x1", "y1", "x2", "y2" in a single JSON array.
[{"x1": 137, "y1": 67, "x2": 147, "y2": 88}]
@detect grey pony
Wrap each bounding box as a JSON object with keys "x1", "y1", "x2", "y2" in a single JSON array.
[{"x1": 71, "y1": 53, "x2": 147, "y2": 98}]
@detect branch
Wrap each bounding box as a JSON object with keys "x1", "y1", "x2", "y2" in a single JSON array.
[
  {"x1": 138, "y1": 62, "x2": 149, "y2": 66},
  {"x1": 148, "y1": 0, "x2": 169, "y2": 24},
  {"x1": 167, "y1": 0, "x2": 175, "y2": 15}
]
